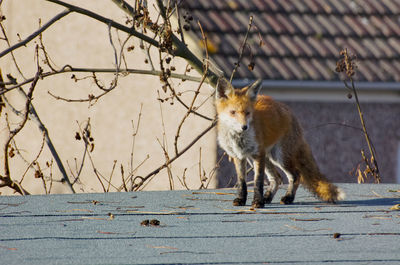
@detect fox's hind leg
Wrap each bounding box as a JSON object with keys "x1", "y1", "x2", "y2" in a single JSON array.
[
  {"x1": 275, "y1": 157, "x2": 300, "y2": 204},
  {"x1": 263, "y1": 158, "x2": 282, "y2": 204},
  {"x1": 233, "y1": 157, "x2": 247, "y2": 206},
  {"x1": 270, "y1": 145, "x2": 300, "y2": 204},
  {"x1": 279, "y1": 164, "x2": 300, "y2": 204}
]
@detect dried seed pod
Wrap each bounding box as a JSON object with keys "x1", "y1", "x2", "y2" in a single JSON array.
[
  {"x1": 333, "y1": 233, "x2": 341, "y2": 239},
  {"x1": 150, "y1": 219, "x2": 160, "y2": 226},
  {"x1": 140, "y1": 219, "x2": 150, "y2": 226}
]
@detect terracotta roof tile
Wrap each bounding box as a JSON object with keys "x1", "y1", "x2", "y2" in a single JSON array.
[
  {"x1": 312, "y1": 58, "x2": 333, "y2": 80},
  {"x1": 316, "y1": 15, "x2": 339, "y2": 35},
  {"x1": 352, "y1": 0, "x2": 371, "y2": 14},
  {"x1": 382, "y1": 0, "x2": 400, "y2": 13},
  {"x1": 328, "y1": 0, "x2": 348, "y2": 14},
  {"x1": 383, "y1": 16, "x2": 400, "y2": 35},
  {"x1": 293, "y1": 36, "x2": 314, "y2": 56},
  {"x1": 344, "y1": 16, "x2": 367, "y2": 37},
  {"x1": 307, "y1": 36, "x2": 330, "y2": 57},
  {"x1": 360, "y1": 16, "x2": 379, "y2": 37},
  {"x1": 290, "y1": 14, "x2": 313, "y2": 35},
  {"x1": 276, "y1": 13, "x2": 297, "y2": 34},
  {"x1": 198, "y1": 0, "x2": 212, "y2": 9},
  {"x1": 266, "y1": 36, "x2": 289, "y2": 56},
  {"x1": 375, "y1": 39, "x2": 396, "y2": 57},
  {"x1": 279, "y1": 0, "x2": 297, "y2": 12},
  {"x1": 184, "y1": 0, "x2": 400, "y2": 82},
  {"x1": 283, "y1": 58, "x2": 306, "y2": 79},
  {"x1": 370, "y1": 16, "x2": 392, "y2": 36},
  {"x1": 263, "y1": 0, "x2": 281, "y2": 12},
  {"x1": 298, "y1": 58, "x2": 321, "y2": 80},
  {"x1": 388, "y1": 38, "x2": 400, "y2": 55},
  {"x1": 363, "y1": 39, "x2": 383, "y2": 58},
  {"x1": 329, "y1": 15, "x2": 353, "y2": 36},
  {"x1": 380, "y1": 60, "x2": 397, "y2": 80},
  {"x1": 304, "y1": 0, "x2": 324, "y2": 13},
  {"x1": 290, "y1": 0, "x2": 307, "y2": 12},
  {"x1": 367, "y1": 0, "x2": 388, "y2": 14},
  {"x1": 318, "y1": 0, "x2": 335, "y2": 14},
  {"x1": 391, "y1": 61, "x2": 400, "y2": 82},
  {"x1": 270, "y1": 58, "x2": 292, "y2": 79},
  {"x1": 281, "y1": 35, "x2": 300, "y2": 56},
  {"x1": 256, "y1": 57, "x2": 280, "y2": 78},
  {"x1": 321, "y1": 38, "x2": 341, "y2": 57}
]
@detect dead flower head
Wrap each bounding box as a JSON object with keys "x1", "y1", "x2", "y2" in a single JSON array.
[{"x1": 336, "y1": 48, "x2": 357, "y2": 79}]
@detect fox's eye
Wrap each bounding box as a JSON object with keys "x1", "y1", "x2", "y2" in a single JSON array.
[
  {"x1": 230, "y1": 110, "x2": 236, "y2": 115},
  {"x1": 245, "y1": 111, "x2": 250, "y2": 116}
]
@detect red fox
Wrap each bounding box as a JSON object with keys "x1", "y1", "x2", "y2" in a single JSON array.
[{"x1": 215, "y1": 78, "x2": 345, "y2": 208}]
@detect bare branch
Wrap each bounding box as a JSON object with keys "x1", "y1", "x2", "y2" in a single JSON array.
[
  {"x1": 46, "y1": 0, "x2": 159, "y2": 47},
  {"x1": 111, "y1": 0, "x2": 135, "y2": 18},
  {"x1": 174, "y1": 22, "x2": 209, "y2": 155},
  {"x1": 1, "y1": 68, "x2": 41, "y2": 195},
  {"x1": 174, "y1": 1, "x2": 186, "y2": 44},
  {"x1": 336, "y1": 48, "x2": 381, "y2": 183},
  {"x1": 1, "y1": 66, "x2": 203, "y2": 96},
  {"x1": 131, "y1": 119, "x2": 217, "y2": 191},
  {"x1": 46, "y1": 0, "x2": 220, "y2": 86},
  {"x1": 0, "y1": 9, "x2": 71, "y2": 58},
  {"x1": 230, "y1": 15, "x2": 253, "y2": 83}
]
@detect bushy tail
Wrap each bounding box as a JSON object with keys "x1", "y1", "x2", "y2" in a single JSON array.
[{"x1": 297, "y1": 143, "x2": 345, "y2": 203}]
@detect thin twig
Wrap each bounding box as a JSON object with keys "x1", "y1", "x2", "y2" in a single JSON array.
[
  {"x1": 19, "y1": 132, "x2": 46, "y2": 185},
  {"x1": 176, "y1": 168, "x2": 190, "y2": 190},
  {"x1": 173, "y1": 21, "x2": 209, "y2": 155},
  {"x1": 111, "y1": 0, "x2": 135, "y2": 17},
  {"x1": 131, "y1": 119, "x2": 217, "y2": 191},
  {"x1": 156, "y1": 94, "x2": 174, "y2": 190},
  {"x1": 337, "y1": 48, "x2": 380, "y2": 183},
  {"x1": 1, "y1": 21, "x2": 76, "y2": 193},
  {"x1": 1, "y1": 69, "x2": 41, "y2": 195},
  {"x1": 175, "y1": 1, "x2": 186, "y2": 44},
  {"x1": 0, "y1": 9, "x2": 71, "y2": 58},
  {"x1": 106, "y1": 160, "x2": 117, "y2": 192},
  {"x1": 345, "y1": 79, "x2": 380, "y2": 182},
  {"x1": 230, "y1": 16, "x2": 253, "y2": 82},
  {"x1": 120, "y1": 164, "x2": 128, "y2": 192},
  {"x1": 42, "y1": 0, "x2": 220, "y2": 87},
  {"x1": 130, "y1": 104, "x2": 143, "y2": 176},
  {"x1": 46, "y1": 0, "x2": 159, "y2": 47},
  {"x1": 1, "y1": 67, "x2": 203, "y2": 96}
]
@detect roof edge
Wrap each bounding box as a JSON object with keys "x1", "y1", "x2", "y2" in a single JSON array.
[{"x1": 232, "y1": 80, "x2": 400, "y2": 92}]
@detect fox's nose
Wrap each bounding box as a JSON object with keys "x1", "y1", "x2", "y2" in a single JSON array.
[{"x1": 241, "y1": 125, "x2": 248, "y2": 131}]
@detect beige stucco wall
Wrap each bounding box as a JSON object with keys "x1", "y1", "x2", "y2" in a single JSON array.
[{"x1": 0, "y1": 1, "x2": 217, "y2": 194}]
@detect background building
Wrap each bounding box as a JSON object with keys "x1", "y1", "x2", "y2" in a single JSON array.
[{"x1": 181, "y1": 0, "x2": 400, "y2": 185}]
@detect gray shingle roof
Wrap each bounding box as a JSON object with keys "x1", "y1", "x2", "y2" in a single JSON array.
[
  {"x1": 182, "y1": 0, "x2": 400, "y2": 82},
  {"x1": 2, "y1": 184, "x2": 400, "y2": 264}
]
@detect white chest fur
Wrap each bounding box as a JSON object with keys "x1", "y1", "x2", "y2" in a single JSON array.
[{"x1": 217, "y1": 125, "x2": 258, "y2": 160}]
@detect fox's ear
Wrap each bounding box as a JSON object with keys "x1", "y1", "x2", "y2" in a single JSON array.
[
  {"x1": 246, "y1": 79, "x2": 262, "y2": 101},
  {"x1": 216, "y1": 77, "x2": 234, "y2": 99}
]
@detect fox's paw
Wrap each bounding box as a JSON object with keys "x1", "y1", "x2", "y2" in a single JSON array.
[
  {"x1": 263, "y1": 192, "x2": 274, "y2": 204},
  {"x1": 233, "y1": 198, "x2": 246, "y2": 206},
  {"x1": 280, "y1": 194, "x2": 295, "y2": 205},
  {"x1": 251, "y1": 199, "x2": 264, "y2": 208}
]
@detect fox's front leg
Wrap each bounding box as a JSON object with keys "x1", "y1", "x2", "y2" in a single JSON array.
[
  {"x1": 252, "y1": 154, "x2": 266, "y2": 208},
  {"x1": 233, "y1": 157, "x2": 247, "y2": 206}
]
